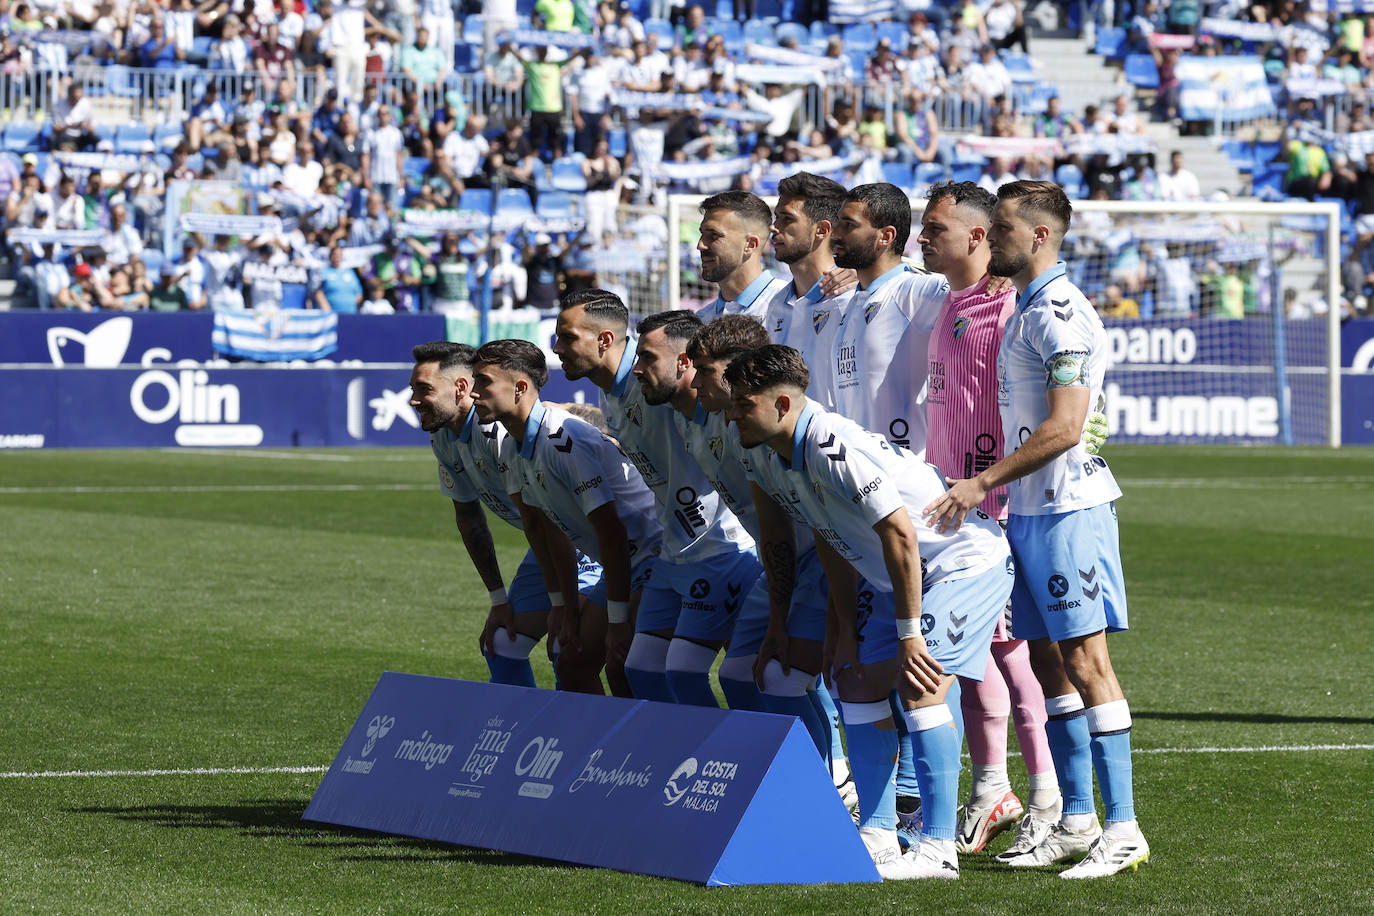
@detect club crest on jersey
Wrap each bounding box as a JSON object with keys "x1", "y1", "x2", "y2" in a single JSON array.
[
  {"x1": 535, "y1": 469, "x2": 547, "y2": 489},
  {"x1": 812, "y1": 309, "x2": 831, "y2": 333},
  {"x1": 864, "y1": 301, "x2": 883, "y2": 324},
  {"x1": 811, "y1": 478, "x2": 825, "y2": 505},
  {"x1": 625, "y1": 401, "x2": 643, "y2": 427},
  {"x1": 952, "y1": 316, "x2": 971, "y2": 339},
  {"x1": 707, "y1": 435, "x2": 723, "y2": 460}
]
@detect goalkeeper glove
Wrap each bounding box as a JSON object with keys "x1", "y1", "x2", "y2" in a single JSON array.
[{"x1": 1082, "y1": 395, "x2": 1109, "y2": 456}]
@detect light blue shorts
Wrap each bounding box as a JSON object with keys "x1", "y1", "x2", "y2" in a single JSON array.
[
  {"x1": 582, "y1": 555, "x2": 656, "y2": 609},
  {"x1": 1007, "y1": 502, "x2": 1128, "y2": 643},
  {"x1": 726, "y1": 544, "x2": 830, "y2": 658},
  {"x1": 509, "y1": 549, "x2": 605, "y2": 611},
  {"x1": 636, "y1": 547, "x2": 762, "y2": 643},
  {"x1": 854, "y1": 562, "x2": 1011, "y2": 677}
]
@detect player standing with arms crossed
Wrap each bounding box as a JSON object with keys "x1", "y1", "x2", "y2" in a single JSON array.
[{"x1": 926, "y1": 180, "x2": 1148, "y2": 878}]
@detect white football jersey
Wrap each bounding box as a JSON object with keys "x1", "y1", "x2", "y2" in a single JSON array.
[
  {"x1": 801, "y1": 287, "x2": 853, "y2": 411},
  {"x1": 430, "y1": 407, "x2": 523, "y2": 528},
  {"x1": 997, "y1": 263, "x2": 1123, "y2": 516},
  {"x1": 832, "y1": 264, "x2": 948, "y2": 454},
  {"x1": 501, "y1": 400, "x2": 662, "y2": 569},
  {"x1": 761, "y1": 276, "x2": 824, "y2": 349},
  {"x1": 747, "y1": 401, "x2": 1008, "y2": 592},
  {"x1": 601, "y1": 339, "x2": 754, "y2": 563},
  {"x1": 674, "y1": 405, "x2": 760, "y2": 533},
  {"x1": 705, "y1": 269, "x2": 790, "y2": 321}
]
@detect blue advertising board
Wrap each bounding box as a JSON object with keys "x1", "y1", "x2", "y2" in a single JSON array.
[
  {"x1": 1341, "y1": 318, "x2": 1374, "y2": 446},
  {"x1": 303, "y1": 673, "x2": 879, "y2": 886}
]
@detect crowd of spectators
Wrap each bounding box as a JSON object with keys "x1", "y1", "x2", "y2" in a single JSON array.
[{"x1": 0, "y1": 0, "x2": 1363, "y2": 319}]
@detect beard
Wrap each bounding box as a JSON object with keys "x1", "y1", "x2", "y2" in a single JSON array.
[
  {"x1": 772, "y1": 236, "x2": 810, "y2": 265},
  {"x1": 987, "y1": 249, "x2": 1030, "y2": 280},
  {"x1": 700, "y1": 248, "x2": 743, "y2": 283},
  {"x1": 419, "y1": 402, "x2": 461, "y2": 432},
  {"x1": 833, "y1": 235, "x2": 881, "y2": 270},
  {"x1": 639, "y1": 375, "x2": 678, "y2": 406}
]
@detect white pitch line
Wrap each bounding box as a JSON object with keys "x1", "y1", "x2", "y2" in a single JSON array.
[
  {"x1": 1124, "y1": 476, "x2": 1374, "y2": 488},
  {"x1": 163, "y1": 449, "x2": 424, "y2": 462},
  {"x1": 0, "y1": 484, "x2": 430, "y2": 494},
  {"x1": 4, "y1": 744, "x2": 1371, "y2": 780}
]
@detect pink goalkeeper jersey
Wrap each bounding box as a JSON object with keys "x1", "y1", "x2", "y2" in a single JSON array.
[{"x1": 926, "y1": 275, "x2": 1017, "y2": 520}]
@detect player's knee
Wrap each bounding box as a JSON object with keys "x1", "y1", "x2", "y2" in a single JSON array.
[
  {"x1": 490, "y1": 632, "x2": 539, "y2": 661},
  {"x1": 664, "y1": 638, "x2": 718, "y2": 675},
  {"x1": 716, "y1": 654, "x2": 754, "y2": 685},
  {"x1": 625, "y1": 633, "x2": 671, "y2": 673}
]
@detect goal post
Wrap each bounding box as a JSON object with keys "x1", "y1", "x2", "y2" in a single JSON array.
[{"x1": 663, "y1": 194, "x2": 1343, "y2": 448}]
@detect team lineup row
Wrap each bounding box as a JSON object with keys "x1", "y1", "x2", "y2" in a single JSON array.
[{"x1": 406, "y1": 176, "x2": 1148, "y2": 881}]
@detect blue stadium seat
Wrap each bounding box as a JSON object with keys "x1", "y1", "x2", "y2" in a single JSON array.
[
  {"x1": 497, "y1": 187, "x2": 534, "y2": 215},
  {"x1": 842, "y1": 22, "x2": 877, "y2": 52},
  {"x1": 185, "y1": 153, "x2": 204, "y2": 174},
  {"x1": 644, "y1": 18, "x2": 674, "y2": 47},
  {"x1": 459, "y1": 187, "x2": 492, "y2": 213},
  {"x1": 1, "y1": 122, "x2": 41, "y2": 153},
  {"x1": 153, "y1": 122, "x2": 182, "y2": 152},
  {"x1": 742, "y1": 20, "x2": 774, "y2": 45},
  {"x1": 114, "y1": 122, "x2": 152, "y2": 154},
  {"x1": 404, "y1": 156, "x2": 430, "y2": 186},
  {"x1": 1250, "y1": 162, "x2": 1287, "y2": 197},
  {"x1": 550, "y1": 157, "x2": 587, "y2": 192},
  {"x1": 1056, "y1": 163, "x2": 1085, "y2": 197},
  {"x1": 709, "y1": 19, "x2": 743, "y2": 48},
  {"x1": 453, "y1": 45, "x2": 473, "y2": 70},
  {"x1": 950, "y1": 162, "x2": 983, "y2": 184},
  {"x1": 1124, "y1": 53, "x2": 1160, "y2": 89},
  {"x1": 914, "y1": 162, "x2": 948, "y2": 186},
  {"x1": 881, "y1": 161, "x2": 913, "y2": 189},
  {"x1": 535, "y1": 191, "x2": 575, "y2": 218},
  {"x1": 809, "y1": 20, "x2": 840, "y2": 48},
  {"x1": 94, "y1": 123, "x2": 116, "y2": 148},
  {"x1": 462, "y1": 15, "x2": 484, "y2": 44},
  {"x1": 774, "y1": 22, "x2": 808, "y2": 48},
  {"x1": 141, "y1": 249, "x2": 164, "y2": 276},
  {"x1": 1094, "y1": 27, "x2": 1127, "y2": 60},
  {"x1": 608, "y1": 127, "x2": 627, "y2": 158},
  {"x1": 875, "y1": 21, "x2": 908, "y2": 50},
  {"x1": 1002, "y1": 52, "x2": 1035, "y2": 82},
  {"x1": 104, "y1": 64, "x2": 142, "y2": 100}
]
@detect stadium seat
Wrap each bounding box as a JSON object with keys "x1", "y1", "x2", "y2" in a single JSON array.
[
  {"x1": 1250, "y1": 162, "x2": 1286, "y2": 197},
  {"x1": 404, "y1": 156, "x2": 430, "y2": 187},
  {"x1": 881, "y1": 161, "x2": 913, "y2": 190},
  {"x1": 496, "y1": 187, "x2": 534, "y2": 215},
  {"x1": 774, "y1": 22, "x2": 808, "y2": 48},
  {"x1": 1094, "y1": 26, "x2": 1127, "y2": 60},
  {"x1": 94, "y1": 123, "x2": 116, "y2": 149},
  {"x1": 104, "y1": 64, "x2": 142, "y2": 100},
  {"x1": 709, "y1": 19, "x2": 743, "y2": 48},
  {"x1": 153, "y1": 122, "x2": 182, "y2": 152},
  {"x1": 950, "y1": 162, "x2": 983, "y2": 184},
  {"x1": 914, "y1": 162, "x2": 948, "y2": 186},
  {"x1": 842, "y1": 22, "x2": 877, "y2": 52},
  {"x1": 141, "y1": 249, "x2": 164, "y2": 276},
  {"x1": 608, "y1": 127, "x2": 627, "y2": 159},
  {"x1": 462, "y1": 15, "x2": 484, "y2": 44},
  {"x1": 644, "y1": 18, "x2": 674, "y2": 47},
  {"x1": 809, "y1": 20, "x2": 840, "y2": 48},
  {"x1": 1002, "y1": 52, "x2": 1035, "y2": 82},
  {"x1": 1124, "y1": 53, "x2": 1160, "y2": 89},
  {"x1": 114, "y1": 122, "x2": 152, "y2": 154},
  {"x1": 185, "y1": 152, "x2": 204, "y2": 174},
  {"x1": 459, "y1": 187, "x2": 492, "y2": 213},
  {"x1": 535, "y1": 191, "x2": 575, "y2": 218},
  {"x1": 742, "y1": 20, "x2": 775, "y2": 46},
  {"x1": 875, "y1": 21, "x2": 908, "y2": 50},
  {"x1": 550, "y1": 157, "x2": 587, "y2": 192},
  {"x1": 1, "y1": 122, "x2": 41, "y2": 153}
]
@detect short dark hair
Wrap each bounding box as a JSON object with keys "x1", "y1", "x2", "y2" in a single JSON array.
[
  {"x1": 475, "y1": 338, "x2": 549, "y2": 390},
  {"x1": 686, "y1": 314, "x2": 770, "y2": 363},
  {"x1": 925, "y1": 181, "x2": 996, "y2": 222},
  {"x1": 560, "y1": 288, "x2": 629, "y2": 332},
  {"x1": 997, "y1": 180, "x2": 1073, "y2": 238},
  {"x1": 412, "y1": 340, "x2": 477, "y2": 375},
  {"x1": 723, "y1": 344, "x2": 810, "y2": 396},
  {"x1": 636, "y1": 309, "x2": 702, "y2": 345},
  {"x1": 776, "y1": 171, "x2": 847, "y2": 227},
  {"x1": 699, "y1": 190, "x2": 772, "y2": 232},
  {"x1": 845, "y1": 182, "x2": 913, "y2": 253}
]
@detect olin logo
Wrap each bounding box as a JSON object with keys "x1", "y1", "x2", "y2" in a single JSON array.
[{"x1": 130, "y1": 368, "x2": 263, "y2": 447}]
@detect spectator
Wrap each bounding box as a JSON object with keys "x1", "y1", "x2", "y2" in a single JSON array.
[
  {"x1": 1158, "y1": 150, "x2": 1201, "y2": 201},
  {"x1": 313, "y1": 244, "x2": 364, "y2": 312},
  {"x1": 964, "y1": 44, "x2": 1012, "y2": 102},
  {"x1": 1098, "y1": 283, "x2": 1141, "y2": 319},
  {"x1": 363, "y1": 105, "x2": 406, "y2": 210},
  {"x1": 103, "y1": 203, "x2": 142, "y2": 267},
  {"x1": 1034, "y1": 95, "x2": 1082, "y2": 138},
  {"x1": 431, "y1": 232, "x2": 473, "y2": 315},
  {"x1": 520, "y1": 44, "x2": 571, "y2": 162},
  {"x1": 51, "y1": 174, "x2": 83, "y2": 230},
  {"x1": 484, "y1": 35, "x2": 525, "y2": 94},
  {"x1": 561, "y1": 231, "x2": 598, "y2": 295},
  {"x1": 140, "y1": 16, "x2": 183, "y2": 69},
  {"x1": 534, "y1": 0, "x2": 575, "y2": 32},
  {"x1": 203, "y1": 233, "x2": 246, "y2": 311},
  {"x1": 908, "y1": 11, "x2": 940, "y2": 54},
  {"x1": 187, "y1": 84, "x2": 231, "y2": 152},
  {"x1": 326, "y1": 0, "x2": 369, "y2": 102},
  {"x1": 440, "y1": 114, "x2": 490, "y2": 195},
  {"x1": 370, "y1": 233, "x2": 429, "y2": 311},
  {"x1": 57, "y1": 262, "x2": 109, "y2": 312},
  {"x1": 149, "y1": 262, "x2": 189, "y2": 312},
  {"x1": 417, "y1": 0, "x2": 456, "y2": 72},
  {"x1": 175, "y1": 237, "x2": 208, "y2": 310},
  {"x1": 33, "y1": 243, "x2": 70, "y2": 311},
  {"x1": 986, "y1": 0, "x2": 1028, "y2": 53},
  {"x1": 522, "y1": 231, "x2": 563, "y2": 309},
  {"x1": 1110, "y1": 94, "x2": 1145, "y2": 135},
  {"x1": 212, "y1": 15, "x2": 250, "y2": 71},
  {"x1": 570, "y1": 48, "x2": 614, "y2": 156},
  {"x1": 484, "y1": 120, "x2": 538, "y2": 201},
  {"x1": 892, "y1": 88, "x2": 942, "y2": 166},
  {"x1": 52, "y1": 82, "x2": 96, "y2": 151},
  {"x1": 349, "y1": 191, "x2": 392, "y2": 246},
  {"x1": 1283, "y1": 136, "x2": 1332, "y2": 199},
  {"x1": 1129, "y1": 0, "x2": 1159, "y2": 52},
  {"x1": 360, "y1": 276, "x2": 394, "y2": 313},
  {"x1": 581, "y1": 136, "x2": 621, "y2": 239},
  {"x1": 398, "y1": 25, "x2": 448, "y2": 91},
  {"x1": 603, "y1": 1, "x2": 645, "y2": 50},
  {"x1": 323, "y1": 111, "x2": 366, "y2": 185},
  {"x1": 1164, "y1": 0, "x2": 1200, "y2": 36},
  {"x1": 254, "y1": 22, "x2": 296, "y2": 91}
]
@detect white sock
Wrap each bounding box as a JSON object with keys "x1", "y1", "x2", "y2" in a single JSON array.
[
  {"x1": 971, "y1": 762, "x2": 1010, "y2": 800},
  {"x1": 1062, "y1": 812, "x2": 1097, "y2": 832},
  {"x1": 1028, "y1": 771, "x2": 1060, "y2": 812},
  {"x1": 832, "y1": 757, "x2": 852, "y2": 787},
  {"x1": 1105, "y1": 818, "x2": 1139, "y2": 838}
]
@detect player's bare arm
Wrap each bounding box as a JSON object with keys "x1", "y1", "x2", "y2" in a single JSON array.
[
  {"x1": 750, "y1": 481, "x2": 797, "y2": 686},
  {"x1": 812, "y1": 532, "x2": 862, "y2": 687},
  {"x1": 873, "y1": 509, "x2": 944, "y2": 696},
  {"x1": 456, "y1": 497, "x2": 517, "y2": 656},
  {"x1": 586, "y1": 501, "x2": 635, "y2": 668},
  {"x1": 925, "y1": 386, "x2": 1090, "y2": 532}
]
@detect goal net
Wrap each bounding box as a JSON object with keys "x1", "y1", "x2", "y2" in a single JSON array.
[{"x1": 662, "y1": 194, "x2": 1343, "y2": 447}]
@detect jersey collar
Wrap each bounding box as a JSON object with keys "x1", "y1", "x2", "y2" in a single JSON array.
[
  {"x1": 609, "y1": 337, "x2": 637, "y2": 398},
  {"x1": 858, "y1": 262, "x2": 907, "y2": 297},
  {"x1": 689, "y1": 402, "x2": 710, "y2": 426},
  {"x1": 797, "y1": 278, "x2": 825, "y2": 304},
  {"x1": 518, "y1": 399, "x2": 548, "y2": 460},
  {"x1": 714, "y1": 269, "x2": 774, "y2": 317},
  {"x1": 1017, "y1": 261, "x2": 1067, "y2": 312},
  {"x1": 457, "y1": 405, "x2": 479, "y2": 443},
  {"x1": 781, "y1": 400, "x2": 817, "y2": 472}
]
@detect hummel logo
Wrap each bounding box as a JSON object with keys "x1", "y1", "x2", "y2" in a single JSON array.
[
  {"x1": 724, "y1": 599, "x2": 740, "y2": 614},
  {"x1": 948, "y1": 630, "x2": 965, "y2": 645},
  {"x1": 1051, "y1": 299, "x2": 1073, "y2": 322},
  {"x1": 1082, "y1": 583, "x2": 1100, "y2": 601},
  {"x1": 818, "y1": 433, "x2": 847, "y2": 462},
  {"x1": 1079, "y1": 566, "x2": 1096, "y2": 583},
  {"x1": 949, "y1": 612, "x2": 968, "y2": 628},
  {"x1": 548, "y1": 428, "x2": 574, "y2": 452},
  {"x1": 727, "y1": 583, "x2": 742, "y2": 597}
]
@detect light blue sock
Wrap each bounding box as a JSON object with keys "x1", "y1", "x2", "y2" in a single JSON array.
[
  {"x1": 906, "y1": 707, "x2": 962, "y2": 843},
  {"x1": 889, "y1": 693, "x2": 920, "y2": 800},
  {"x1": 945, "y1": 678, "x2": 965, "y2": 747},
  {"x1": 483, "y1": 651, "x2": 537, "y2": 689},
  {"x1": 1087, "y1": 700, "x2": 1136, "y2": 823},
  {"x1": 623, "y1": 667, "x2": 675, "y2": 703},
  {"x1": 810, "y1": 684, "x2": 846, "y2": 772},
  {"x1": 764, "y1": 693, "x2": 830, "y2": 757},
  {"x1": 719, "y1": 675, "x2": 764, "y2": 711},
  {"x1": 1045, "y1": 695, "x2": 1095, "y2": 817},
  {"x1": 845, "y1": 719, "x2": 898, "y2": 830},
  {"x1": 665, "y1": 669, "x2": 720, "y2": 708}
]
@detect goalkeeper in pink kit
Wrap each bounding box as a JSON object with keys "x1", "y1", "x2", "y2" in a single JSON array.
[{"x1": 919, "y1": 182, "x2": 1099, "y2": 857}]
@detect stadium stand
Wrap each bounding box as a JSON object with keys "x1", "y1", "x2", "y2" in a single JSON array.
[{"x1": 0, "y1": 0, "x2": 1368, "y2": 320}]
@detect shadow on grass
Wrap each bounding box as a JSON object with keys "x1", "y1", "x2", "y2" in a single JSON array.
[
  {"x1": 69, "y1": 799, "x2": 559, "y2": 869},
  {"x1": 1133, "y1": 711, "x2": 1374, "y2": 726}
]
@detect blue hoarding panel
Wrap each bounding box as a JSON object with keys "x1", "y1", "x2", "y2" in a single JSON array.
[{"x1": 302, "y1": 673, "x2": 879, "y2": 886}]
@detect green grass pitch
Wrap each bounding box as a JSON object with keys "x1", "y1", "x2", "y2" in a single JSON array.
[{"x1": 1, "y1": 445, "x2": 1371, "y2": 914}]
